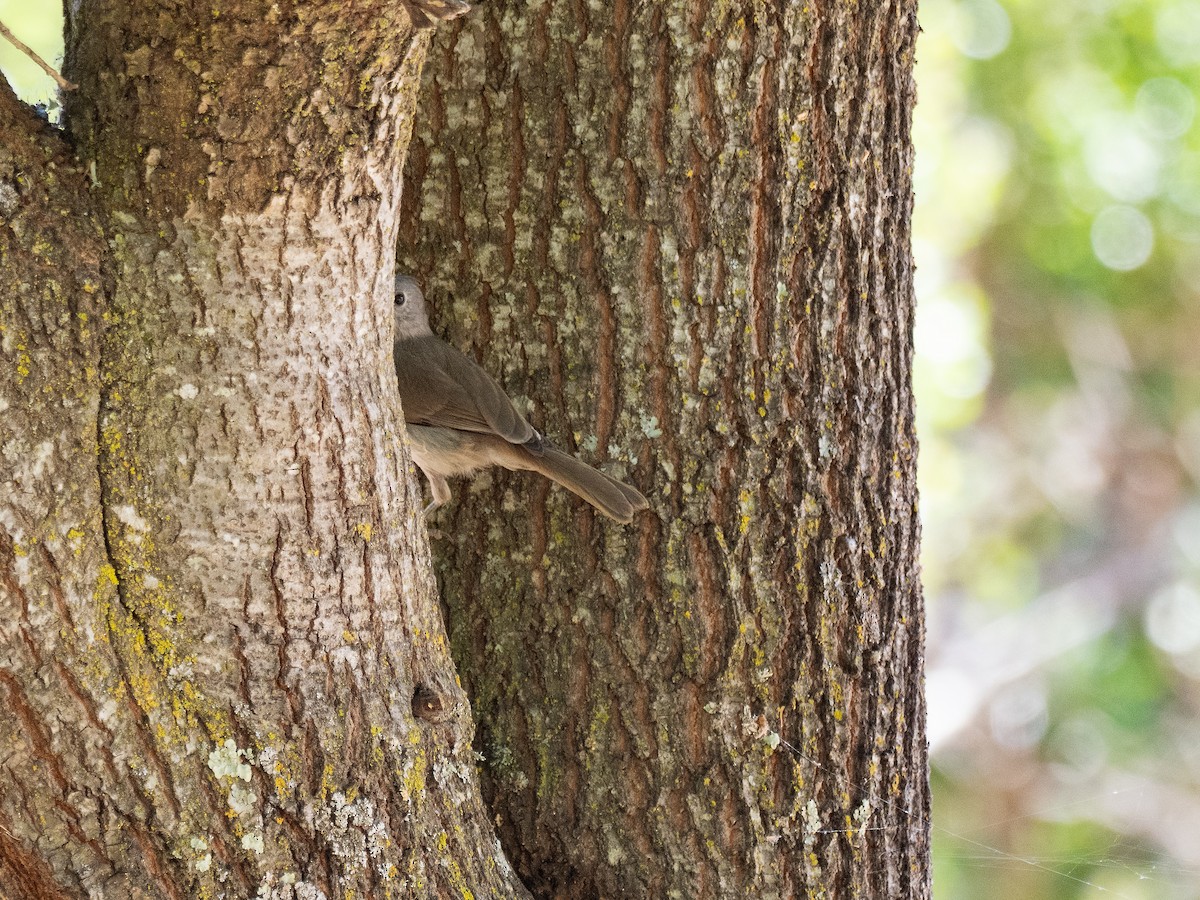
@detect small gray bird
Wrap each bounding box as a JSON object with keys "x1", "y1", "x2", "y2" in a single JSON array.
[{"x1": 392, "y1": 274, "x2": 649, "y2": 523}]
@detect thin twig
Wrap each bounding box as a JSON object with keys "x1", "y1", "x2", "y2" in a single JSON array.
[{"x1": 0, "y1": 18, "x2": 76, "y2": 92}]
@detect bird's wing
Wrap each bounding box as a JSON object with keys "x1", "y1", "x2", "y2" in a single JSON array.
[{"x1": 395, "y1": 337, "x2": 538, "y2": 446}]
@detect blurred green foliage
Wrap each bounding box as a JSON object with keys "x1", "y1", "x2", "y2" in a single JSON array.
[{"x1": 918, "y1": 0, "x2": 1200, "y2": 897}]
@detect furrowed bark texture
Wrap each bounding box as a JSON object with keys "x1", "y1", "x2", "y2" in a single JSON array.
[
  {"x1": 0, "y1": 77, "x2": 107, "y2": 900},
  {"x1": 0, "y1": 2, "x2": 527, "y2": 898},
  {"x1": 400, "y1": 2, "x2": 928, "y2": 898}
]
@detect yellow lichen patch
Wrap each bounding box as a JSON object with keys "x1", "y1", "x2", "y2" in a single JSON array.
[
  {"x1": 446, "y1": 859, "x2": 475, "y2": 900},
  {"x1": 401, "y1": 747, "x2": 427, "y2": 800},
  {"x1": 738, "y1": 488, "x2": 754, "y2": 535},
  {"x1": 66, "y1": 527, "x2": 87, "y2": 555},
  {"x1": 354, "y1": 522, "x2": 373, "y2": 542},
  {"x1": 94, "y1": 496, "x2": 223, "y2": 744},
  {"x1": 128, "y1": 670, "x2": 159, "y2": 712},
  {"x1": 171, "y1": 681, "x2": 203, "y2": 729},
  {"x1": 320, "y1": 762, "x2": 336, "y2": 800}
]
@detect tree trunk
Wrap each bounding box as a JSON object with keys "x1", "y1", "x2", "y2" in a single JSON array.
[
  {"x1": 400, "y1": 2, "x2": 929, "y2": 898},
  {"x1": 0, "y1": 3, "x2": 527, "y2": 898}
]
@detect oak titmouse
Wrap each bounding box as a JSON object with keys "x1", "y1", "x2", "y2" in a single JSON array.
[{"x1": 392, "y1": 275, "x2": 649, "y2": 523}]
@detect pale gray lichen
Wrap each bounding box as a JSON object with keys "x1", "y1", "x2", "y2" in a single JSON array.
[
  {"x1": 207, "y1": 738, "x2": 252, "y2": 781},
  {"x1": 241, "y1": 829, "x2": 265, "y2": 853},
  {"x1": 190, "y1": 836, "x2": 211, "y2": 872},
  {"x1": 310, "y1": 791, "x2": 393, "y2": 874},
  {"x1": 228, "y1": 782, "x2": 256, "y2": 816}
]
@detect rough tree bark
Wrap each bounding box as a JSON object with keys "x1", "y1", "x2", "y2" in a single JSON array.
[
  {"x1": 400, "y1": 2, "x2": 929, "y2": 898},
  {"x1": 0, "y1": 2, "x2": 529, "y2": 898}
]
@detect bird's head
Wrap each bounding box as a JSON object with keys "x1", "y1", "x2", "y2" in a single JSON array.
[{"x1": 393, "y1": 274, "x2": 434, "y2": 340}]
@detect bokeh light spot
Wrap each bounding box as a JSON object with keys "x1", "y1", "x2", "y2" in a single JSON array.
[
  {"x1": 1084, "y1": 117, "x2": 1161, "y2": 202},
  {"x1": 951, "y1": 0, "x2": 1012, "y2": 60},
  {"x1": 1156, "y1": 1, "x2": 1200, "y2": 67},
  {"x1": 1146, "y1": 582, "x2": 1200, "y2": 656},
  {"x1": 1090, "y1": 205, "x2": 1154, "y2": 271},
  {"x1": 1136, "y1": 77, "x2": 1196, "y2": 141}
]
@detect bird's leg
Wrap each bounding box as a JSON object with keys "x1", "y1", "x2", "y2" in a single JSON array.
[{"x1": 422, "y1": 473, "x2": 453, "y2": 517}]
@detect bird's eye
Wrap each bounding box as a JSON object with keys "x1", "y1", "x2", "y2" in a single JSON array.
[{"x1": 395, "y1": 292, "x2": 407, "y2": 307}]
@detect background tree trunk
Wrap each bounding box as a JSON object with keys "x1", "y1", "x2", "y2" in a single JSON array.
[
  {"x1": 400, "y1": 2, "x2": 929, "y2": 898},
  {"x1": 0, "y1": 3, "x2": 527, "y2": 898}
]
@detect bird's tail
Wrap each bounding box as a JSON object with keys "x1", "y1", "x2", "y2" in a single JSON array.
[{"x1": 521, "y1": 446, "x2": 648, "y2": 523}]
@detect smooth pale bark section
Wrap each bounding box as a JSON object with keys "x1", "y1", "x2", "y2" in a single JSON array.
[
  {"x1": 0, "y1": 3, "x2": 528, "y2": 898},
  {"x1": 401, "y1": 2, "x2": 928, "y2": 898}
]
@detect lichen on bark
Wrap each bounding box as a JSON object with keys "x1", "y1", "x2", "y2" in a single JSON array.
[
  {"x1": 1, "y1": 4, "x2": 529, "y2": 898},
  {"x1": 401, "y1": 1, "x2": 929, "y2": 898}
]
